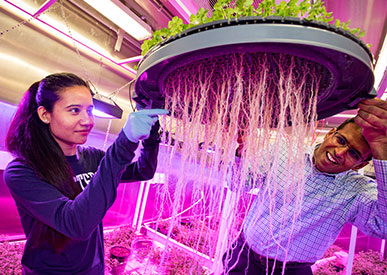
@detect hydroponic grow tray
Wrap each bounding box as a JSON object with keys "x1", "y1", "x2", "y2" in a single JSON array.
[{"x1": 134, "y1": 16, "x2": 376, "y2": 120}]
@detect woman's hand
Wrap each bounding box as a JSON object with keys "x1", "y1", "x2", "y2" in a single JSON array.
[{"x1": 123, "y1": 109, "x2": 168, "y2": 143}]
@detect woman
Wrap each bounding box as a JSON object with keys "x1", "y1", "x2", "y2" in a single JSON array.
[{"x1": 4, "y1": 73, "x2": 168, "y2": 274}]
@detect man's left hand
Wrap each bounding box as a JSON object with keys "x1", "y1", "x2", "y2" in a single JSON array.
[{"x1": 355, "y1": 98, "x2": 387, "y2": 160}]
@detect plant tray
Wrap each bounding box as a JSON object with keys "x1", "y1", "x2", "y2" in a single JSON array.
[{"x1": 134, "y1": 16, "x2": 375, "y2": 120}]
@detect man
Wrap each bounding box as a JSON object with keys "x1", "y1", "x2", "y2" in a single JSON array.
[{"x1": 223, "y1": 98, "x2": 387, "y2": 275}]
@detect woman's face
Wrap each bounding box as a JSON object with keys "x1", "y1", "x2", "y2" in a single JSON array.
[{"x1": 40, "y1": 85, "x2": 94, "y2": 156}]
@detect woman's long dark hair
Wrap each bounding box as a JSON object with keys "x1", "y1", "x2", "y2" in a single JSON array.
[{"x1": 6, "y1": 73, "x2": 92, "y2": 252}]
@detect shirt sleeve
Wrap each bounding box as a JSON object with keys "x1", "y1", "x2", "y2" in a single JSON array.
[
  {"x1": 348, "y1": 159, "x2": 387, "y2": 238},
  {"x1": 120, "y1": 121, "x2": 160, "y2": 182},
  {"x1": 4, "y1": 131, "x2": 139, "y2": 240}
]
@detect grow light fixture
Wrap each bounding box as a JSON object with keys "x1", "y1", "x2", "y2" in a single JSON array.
[
  {"x1": 2, "y1": 0, "x2": 137, "y2": 77},
  {"x1": 83, "y1": 0, "x2": 152, "y2": 40},
  {"x1": 93, "y1": 95, "x2": 123, "y2": 119}
]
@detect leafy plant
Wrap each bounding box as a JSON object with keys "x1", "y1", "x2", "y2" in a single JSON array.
[
  {"x1": 153, "y1": 218, "x2": 218, "y2": 256},
  {"x1": 1, "y1": 230, "x2": 386, "y2": 275},
  {"x1": 140, "y1": 0, "x2": 367, "y2": 56},
  {"x1": 104, "y1": 225, "x2": 137, "y2": 275},
  {"x1": 313, "y1": 245, "x2": 387, "y2": 275},
  {"x1": 150, "y1": 246, "x2": 208, "y2": 275},
  {"x1": 352, "y1": 250, "x2": 387, "y2": 275},
  {"x1": 0, "y1": 238, "x2": 24, "y2": 275}
]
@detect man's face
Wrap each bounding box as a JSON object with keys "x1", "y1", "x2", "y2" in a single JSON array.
[{"x1": 313, "y1": 123, "x2": 371, "y2": 173}]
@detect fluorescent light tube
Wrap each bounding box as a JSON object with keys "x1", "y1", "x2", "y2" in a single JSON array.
[{"x1": 83, "y1": 0, "x2": 152, "y2": 40}]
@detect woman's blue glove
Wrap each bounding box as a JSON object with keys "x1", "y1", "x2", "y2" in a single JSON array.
[{"x1": 123, "y1": 109, "x2": 168, "y2": 143}]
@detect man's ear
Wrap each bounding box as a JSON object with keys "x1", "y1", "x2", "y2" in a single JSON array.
[
  {"x1": 351, "y1": 160, "x2": 369, "y2": 171},
  {"x1": 37, "y1": 106, "x2": 51, "y2": 124}
]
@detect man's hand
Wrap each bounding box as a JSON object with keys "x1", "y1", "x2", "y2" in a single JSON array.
[
  {"x1": 333, "y1": 251, "x2": 348, "y2": 267},
  {"x1": 355, "y1": 98, "x2": 387, "y2": 160},
  {"x1": 123, "y1": 109, "x2": 168, "y2": 143}
]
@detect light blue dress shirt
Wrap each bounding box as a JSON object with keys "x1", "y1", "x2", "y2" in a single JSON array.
[{"x1": 243, "y1": 145, "x2": 387, "y2": 263}]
